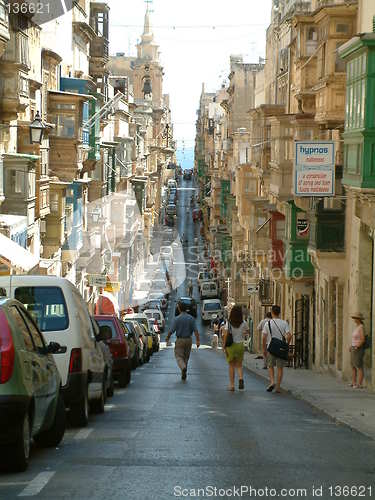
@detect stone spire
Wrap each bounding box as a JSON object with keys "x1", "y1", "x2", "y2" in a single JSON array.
[
  {"x1": 137, "y1": 3, "x2": 158, "y2": 61},
  {"x1": 143, "y1": 4, "x2": 151, "y2": 36}
]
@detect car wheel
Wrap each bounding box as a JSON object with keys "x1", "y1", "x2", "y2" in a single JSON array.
[
  {"x1": 7, "y1": 413, "x2": 31, "y2": 472},
  {"x1": 90, "y1": 381, "x2": 105, "y2": 414},
  {"x1": 118, "y1": 369, "x2": 128, "y2": 388},
  {"x1": 35, "y1": 392, "x2": 66, "y2": 448},
  {"x1": 69, "y1": 385, "x2": 89, "y2": 427},
  {"x1": 107, "y1": 373, "x2": 114, "y2": 398}
]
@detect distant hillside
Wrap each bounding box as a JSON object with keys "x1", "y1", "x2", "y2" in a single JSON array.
[{"x1": 176, "y1": 147, "x2": 194, "y2": 169}]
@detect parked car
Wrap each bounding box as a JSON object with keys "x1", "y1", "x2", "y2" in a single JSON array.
[
  {"x1": 197, "y1": 271, "x2": 215, "y2": 291},
  {"x1": 143, "y1": 308, "x2": 165, "y2": 331},
  {"x1": 94, "y1": 315, "x2": 132, "y2": 388},
  {"x1": 200, "y1": 281, "x2": 218, "y2": 299},
  {"x1": 91, "y1": 317, "x2": 114, "y2": 398},
  {"x1": 175, "y1": 297, "x2": 197, "y2": 318},
  {"x1": 201, "y1": 299, "x2": 223, "y2": 324},
  {"x1": 119, "y1": 320, "x2": 140, "y2": 369},
  {"x1": 167, "y1": 179, "x2": 177, "y2": 189},
  {"x1": 147, "y1": 292, "x2": 168, "y2": 311},
  {"x1": 123, "y1": 320, "x2": 144, "y2": 365},
  {"x1": 0, "y1": 276, "x2": 107, "y2": 427},
  {"x1": 0, "y1": 297, "x2": 66, "y2": 471},
  {"x1": 124, "y1": 313, "x2": 153, "y2": 359},
  {"x1": 140, "y1": 299, "x2": 162, "y2": 312},
  {"x1": 125, "y1": 319, "x2": 150, "y2": 363}
]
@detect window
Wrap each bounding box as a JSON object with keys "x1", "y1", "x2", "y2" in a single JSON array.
[
  {"x1": 18, "y1": 32, "x2": 30, "y2": 67},
  {"x1": 8, "y1": 306, "x2": 34, "y2": 352},
  {"x1": 19, "y1": 309, "x2": 45, "y2": 350},
  {"x1": 50, "y1": 113, "x2": 76, "y2": 137},
  {"x1": 15, "y1": 286, "x2": 69, "y2": 332},
  {"x1": 336, "y1": 23, "x2": 349, "y2": 34},
  {"x1": 56, "y1": 103, "x2": 75, "y2": 110},
  {"x1": 9, "y1": 169, "x2": 24, "y2": 194},
  {"x1": 94, "y1": 319, "x2": 117, "y2": 338},
  {"x1": 50, "y1": 192, "x2": 59, "y2": 213}
]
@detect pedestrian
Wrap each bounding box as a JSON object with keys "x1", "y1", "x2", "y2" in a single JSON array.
[
  {"x1": 349, "y1": 312, "x2": 366, "y2": 389},
  {"x1": 187, "y1": 278, "x2": 193, "y2": 297},
  {"x1": 257, "y1": 312, "x2": 272, "y2": 369},
  {"x1": 222, "y1": 305, "x2": 250, "y2": 391},
  {"x1": 262, "y1": 305, "x2": 292, "y2": 393},
  {"x1": 165, "y1": 300, "x2": 200, "y2": 381}
]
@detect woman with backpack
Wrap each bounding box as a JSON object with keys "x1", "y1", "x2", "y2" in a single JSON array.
[
  {"x1": 350, "y1": 312, "x2": 366, "y2": 389},
  {"x1": 222, "y1": 305, "x2": 249, "y2": 391}
]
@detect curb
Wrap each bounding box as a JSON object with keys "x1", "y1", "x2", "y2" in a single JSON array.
[{"x1": 243, "y1": 352, "x2": 375, "y2": 441}]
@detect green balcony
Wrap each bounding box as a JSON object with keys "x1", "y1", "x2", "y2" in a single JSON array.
[
  {"x1": 340, "y1": 34, "x2": 375, "y2": 189},
  {"x1": 309, "y1": 201, "x2": 345, "y2": 253}
]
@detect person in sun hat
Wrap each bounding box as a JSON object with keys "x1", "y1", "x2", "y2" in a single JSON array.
[{"x1": 349, "y1": 312, "x2": 366, "y2": 389}]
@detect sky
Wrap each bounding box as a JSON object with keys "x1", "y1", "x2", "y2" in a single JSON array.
[{"x1": 108, "y1": 0, "x2": 272, "y2": 163}]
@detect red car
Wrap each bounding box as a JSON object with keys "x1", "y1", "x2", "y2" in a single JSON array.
[{"x1": 94, "y1": 315, "x2": 131, "y2": 388}]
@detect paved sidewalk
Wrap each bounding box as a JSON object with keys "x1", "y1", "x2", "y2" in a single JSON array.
[{"x1": 243, "y1": 352, "x2": 375, "y2": 440}]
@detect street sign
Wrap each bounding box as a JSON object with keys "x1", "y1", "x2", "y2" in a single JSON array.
[
  {"x1": 87, "y1": 274, "x2": 107, "y2": 287},
  {"x1": 247, "y1": 284, "x2": 259, "y2": 295},
  {"x1": 294, "y1": 141, "x2": 335, "y2": 197}
]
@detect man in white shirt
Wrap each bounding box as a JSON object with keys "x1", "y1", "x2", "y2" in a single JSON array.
[
  {"x1": 262, "y1": 305, "x2": 292, "y2": 393},
  {"x1": 257, "y1": 312, "x2": 272, "y2": 368}
]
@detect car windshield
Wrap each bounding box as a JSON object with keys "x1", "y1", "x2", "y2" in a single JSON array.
[
  {"x1": 204, "y1": 302, "x2": 221, "y2": 311},
  {"x1": 14, "y1": 286, "x2": 69, "y2": 332}
]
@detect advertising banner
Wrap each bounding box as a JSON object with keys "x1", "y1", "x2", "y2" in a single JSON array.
[{"x1": 294, "y1": 141, "x2": 335, "y2": 197}]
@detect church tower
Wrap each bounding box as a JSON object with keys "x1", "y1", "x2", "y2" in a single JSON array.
[{"x1": 133, "y1": 4, "x2": 163, "y2": 109}]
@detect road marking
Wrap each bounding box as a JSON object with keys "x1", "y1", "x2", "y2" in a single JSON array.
[
  {"x1": 18, "y1": 472, "x2": 55, "y2": 497},
  {"x1": 0, "y1": 482, "x2": 29, "y2": 487},
  {"x1": 74, "y1": 428, "x2": 93, "y2": 440},
  {"x1": 104, "y1": 404, "x2": 115, "y2": 410}
]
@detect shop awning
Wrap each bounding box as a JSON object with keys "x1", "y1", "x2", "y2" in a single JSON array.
[
  {"x1": 94, "y1": 291, "x2": 119, "y2": 315},
  {"x1": 0, "y1": 233, "x2": 39, "y2": 272}
]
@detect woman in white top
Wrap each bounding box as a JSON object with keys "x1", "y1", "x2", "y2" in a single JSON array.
[{"x1": 222, "y1": 305, "x2": 249, "y2": 391}]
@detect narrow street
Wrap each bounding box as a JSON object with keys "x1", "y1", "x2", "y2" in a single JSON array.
[{"x1": 1, "y1": 180, "x2": 374, "y2": 500}]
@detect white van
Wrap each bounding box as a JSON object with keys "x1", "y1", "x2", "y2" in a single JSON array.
[
  {"x1": 201, "y1": 299, "x2": 223, "y2": 323},
  {"x1": 200, "y1": 281, "x2": 218, "y2": 299},
  {"x1": 167, "y1": 179, "x2": 177, "y2": 189},
  {"x1": 0, "y1": 276, "x2": 107, "y2": 426}
]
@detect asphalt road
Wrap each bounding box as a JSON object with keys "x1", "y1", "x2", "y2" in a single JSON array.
[{"x1": 1, "y1": 179, "x2": 375, "y2": 500}]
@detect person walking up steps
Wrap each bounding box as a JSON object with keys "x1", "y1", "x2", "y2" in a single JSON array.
[
  {"x1": 262, "y1": 305, "x2": 292, "y2": 394},
  {"x1": 165, "y1": 301, "x2": 200, "y2": 381}
]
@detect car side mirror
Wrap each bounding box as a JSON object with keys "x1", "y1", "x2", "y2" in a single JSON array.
[
  {"x1": 97, "y1": 325, "x2": 112, "y2": 342},
  {"x1": 47, "y1": 342, "x2": 67, "y2": 354}
]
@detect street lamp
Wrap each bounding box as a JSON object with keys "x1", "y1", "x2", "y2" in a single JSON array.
[{"x1": 29, "y1": 112, "x2": 46, "y2": 145}]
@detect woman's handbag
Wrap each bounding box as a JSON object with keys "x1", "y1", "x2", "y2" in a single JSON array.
[
  {"x1": 224, "y1": 323, "x2": 234, "y2": 348},
  {"x1": 267, "y1": 321, "x2": 289, "y2": 361}
]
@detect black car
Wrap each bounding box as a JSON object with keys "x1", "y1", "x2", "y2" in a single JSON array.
[
  {"x1": 183, "y1": 170, "x2": 192, "y2": 180},
  {"x1": 175, "y1": 297, "x2": 197, "y2": 318}
]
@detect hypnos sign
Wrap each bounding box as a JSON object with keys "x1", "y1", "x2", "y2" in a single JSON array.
[{"x1": 294, "y1": 141, "x2": 335, "y2": 197}]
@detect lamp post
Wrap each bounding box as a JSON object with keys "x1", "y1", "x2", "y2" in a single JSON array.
[{"x1": 29, "y1": 112, "x2": 46, "y2": 145}]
